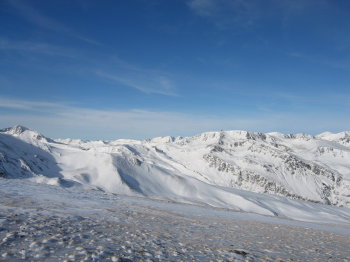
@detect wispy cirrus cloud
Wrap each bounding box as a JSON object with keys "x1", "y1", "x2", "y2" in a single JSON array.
[
  {"x1": 96, "y1": 71, "x2": 177, "y2": 96},
  {"x1": 0, "y1": 96, "x2": 349, "y2": 140},
  {"x1": 94, "y1": 56, "x2": 177, "y2": 96},
  {"x1": 188, "y1": 0, "x2": 260, "y2": 28},
  {"x1": 0, "y1": 97, "x2": 71, "y2": 111},
  {"x1": 0, "y1": 96, "x2": 239, "y2": 139},
  {"x1": 6, "y1": 0, "x2": 100, "y2": 46},
  {"x1": 0, "y1": 36, "x2": 176, "y2": 96},
  {"x1": 188, "y1": 0, "x2": 218, "y2": 18},
  {"x1": 289, "y1": 52, "x2": 350, "y2": 71},
  {"x1": 0, "y1": 37, "x2": 78, "y2": 58},
  {"x1": 187, "y1": 0, "x2": 327, "y2": 29}
]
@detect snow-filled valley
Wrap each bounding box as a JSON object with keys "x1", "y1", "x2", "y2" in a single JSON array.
[{"x1": 1, "y1": 125, "x2": 350, "y2": 260}]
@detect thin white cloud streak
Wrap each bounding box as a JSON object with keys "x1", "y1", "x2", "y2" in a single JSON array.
[
  {"x1": 188, "y1": 0, "x2": 327, "y2": 29},
  {"x1": 0, "y1": 97, "x2": 71, "y2": 111},
  {"x1": 110, "y1": 56, "x2": 163, "y2": 74},
  {"x1": 188, "y1": 0, "x2": 259, "y2": 29},
  {"x1": 95, "y1": 56, "x2": 177, "y2": 96},
  {"x1": 0, "y1": 97, "x2": 349, "y2": 140},
  {"x1": 0, "y1": 37, "x2": 176, "y2": 96},
  {"x1": 188, "y1": 0, "x2": 218, "y2": 18},
  {"x1": 96, "y1": 72, "x2": 177, "y2": 96},
  {"x1": 0, "y1": 37, "x2": 78, "y2": 58},
  {"x1": 288, "y1": 52, "x2": 350, "y2": 71},
  {"x1": 6, "y1": 0, "x2": 100, "y2": 46}
]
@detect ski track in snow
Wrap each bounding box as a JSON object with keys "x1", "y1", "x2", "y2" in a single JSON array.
[{"x1": 1, "y1": 179, "x2": 350, "y2": 261}]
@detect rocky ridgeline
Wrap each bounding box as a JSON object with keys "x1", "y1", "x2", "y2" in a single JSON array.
[
  {"x1": 197, "y1": 131, "x2": 349, "y2": 207},
  {"x1": 1, "y1": 126, "x2": 350, "y2": 208}
]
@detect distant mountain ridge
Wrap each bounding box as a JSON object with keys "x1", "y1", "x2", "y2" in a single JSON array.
[{"x1": 1, "y1": 125, "x2": 349, "y2": 210}]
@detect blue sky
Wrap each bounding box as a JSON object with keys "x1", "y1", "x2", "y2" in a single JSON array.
[{"x1": 1, "y1": 0, "x2": 350, "y2": 139}]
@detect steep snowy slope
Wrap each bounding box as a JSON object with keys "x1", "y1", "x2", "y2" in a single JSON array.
[
  {"x1": 0, "y1": 125, "x2": 350, "y2": 217},
  {"x1": 152, "y1": 131, "x2": 350, "y2": 207}
]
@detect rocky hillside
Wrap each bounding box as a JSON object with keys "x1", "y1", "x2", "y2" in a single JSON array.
[{"x1": 1, "y1": 125, "x2": 349, "y2": 208}]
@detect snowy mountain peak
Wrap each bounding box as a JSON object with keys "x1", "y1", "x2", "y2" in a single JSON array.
[
  {"x1": 316, "y1": 131, "x2": 350, "y2": 145},
  {"x1": 0, "y1": 125, "x2": 50, "y2": 147},
  {"x1": 149, "y1": 136, "x2": 175, "y2": 143},
  {"x1": 1, "y1": 125, "x2": 30, "y2": 135},
  {"x1": 1, "y1": 126, "x2": 350, "y2": 210}
]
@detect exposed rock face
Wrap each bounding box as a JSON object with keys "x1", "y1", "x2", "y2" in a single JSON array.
[
  {"x1": 1, "y1": 126, "x2": 350, "y2": 208},
  {"x1": 153, "y1": 130, "x2": 350, "y2": 207}
]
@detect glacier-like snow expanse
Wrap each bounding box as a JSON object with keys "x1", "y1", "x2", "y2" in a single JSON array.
[
  {"x1": 1, "y1": 125, "x2": 350, "y2": 223},
  {"x1": 1, "y1": 125, "x2": 350, "y2": 260}
]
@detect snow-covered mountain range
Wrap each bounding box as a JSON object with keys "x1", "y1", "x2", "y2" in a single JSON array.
[{"x1": 1, "y1": 125, "x2": 350, "y2": 222}]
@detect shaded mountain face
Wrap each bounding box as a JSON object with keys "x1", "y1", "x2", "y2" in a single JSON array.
[{"x1": 1, "y1": 125, "x2": 350, "y2": 209}]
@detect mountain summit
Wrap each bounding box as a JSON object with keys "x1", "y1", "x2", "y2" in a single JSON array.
[{"x1": 1, "y1": 126, "x2": 350, "y2": 220}]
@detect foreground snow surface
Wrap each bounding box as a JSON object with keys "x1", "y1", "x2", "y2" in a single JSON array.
[{"x1": 0, "y1": 179, "x2": 350, "y2": 261}]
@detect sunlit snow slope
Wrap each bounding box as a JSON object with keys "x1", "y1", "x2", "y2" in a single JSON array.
[{"x1": 1, "y1": 125, "x2": 350, "y2": 222}]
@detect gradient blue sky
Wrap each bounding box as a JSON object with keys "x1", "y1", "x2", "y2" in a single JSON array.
[{"x1": 1, "y1": 0, "x2": 349, "y2": 139}]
